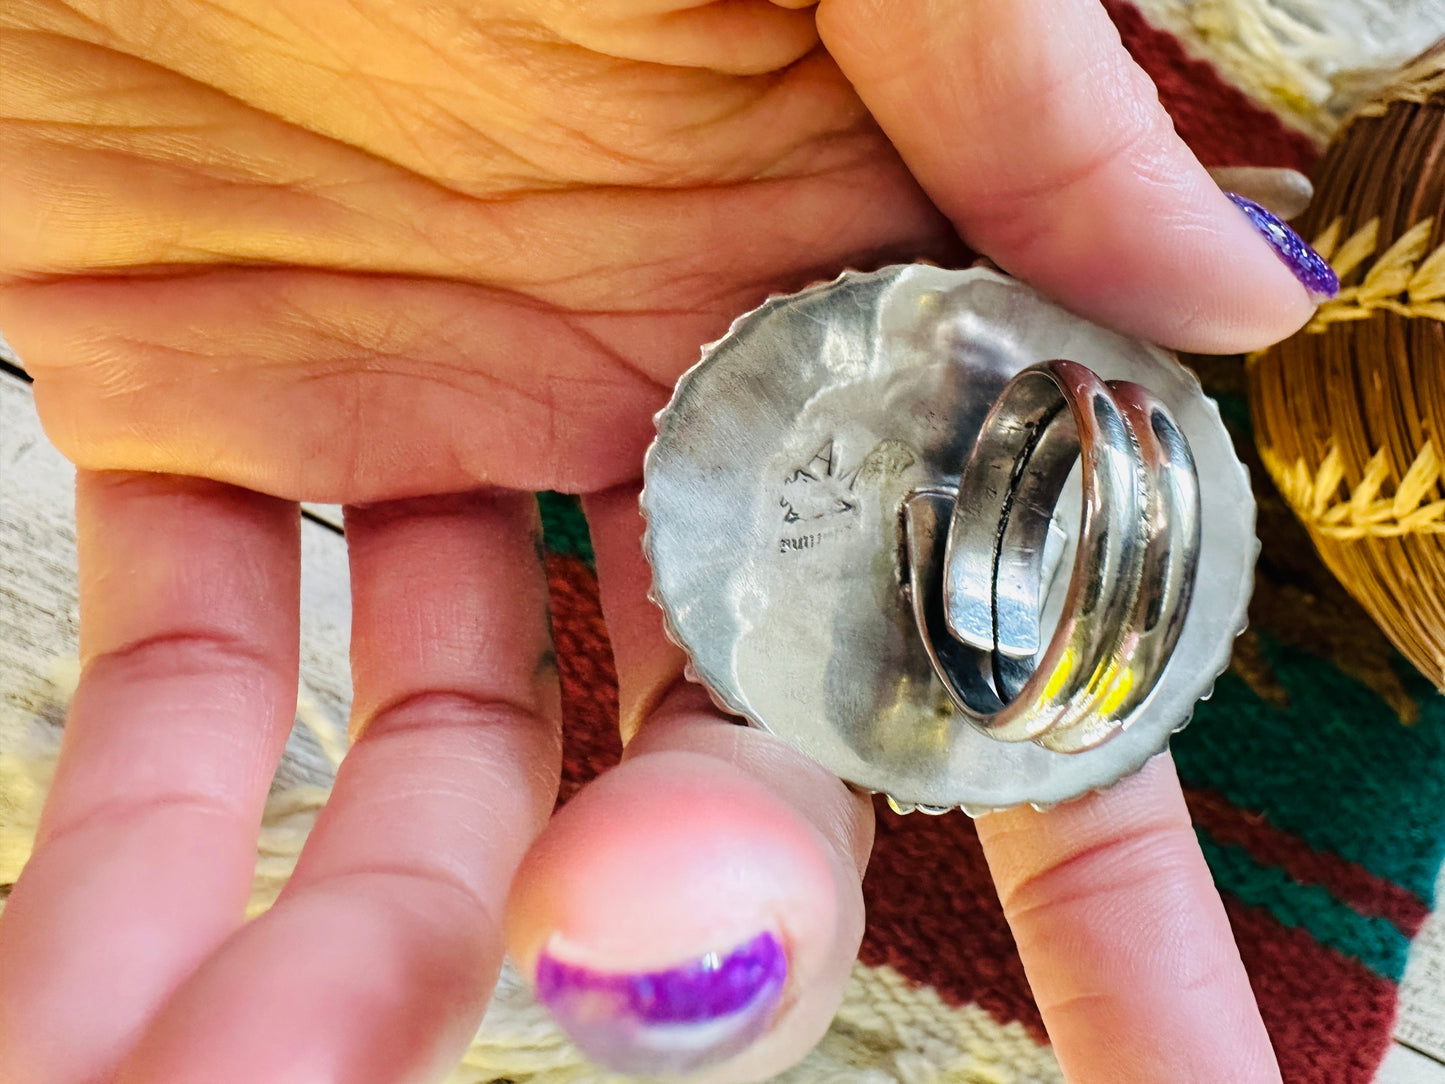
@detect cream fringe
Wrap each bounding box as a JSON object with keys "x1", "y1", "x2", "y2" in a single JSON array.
[{"x1": 1129, "y1": 0, "x2": 1445, "y2": 141}]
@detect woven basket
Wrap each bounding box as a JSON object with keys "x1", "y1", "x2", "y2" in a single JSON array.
[{"x1": 1250, "y1": 42, "x2": 1445, "y2": 687}]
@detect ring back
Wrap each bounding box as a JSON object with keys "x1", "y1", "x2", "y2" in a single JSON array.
[{"x1": 641, "y1": 266, "x2": 1255, "y2": 813}]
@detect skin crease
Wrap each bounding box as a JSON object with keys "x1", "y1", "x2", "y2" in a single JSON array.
[{"x1": 0, "y1": 1, "x2": 1308, "y2": 1081}]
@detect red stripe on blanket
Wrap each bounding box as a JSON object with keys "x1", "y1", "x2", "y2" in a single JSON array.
[
  {"x1": 860, "y1": 800, "x2": 1047, "y2": 1040},
  {"x1": 546, "y1": 554, "x2": 622, "y2": 806},
  {"x1": 1187, "y1": 786, "x2": 1431, "y2": 936},
  {"x1": 1226, "y1": 897, "x2": 1398, "y2": 1084},
  {"x1": 1104, "y1": 0, "x2": 1321, "y2": 172}
]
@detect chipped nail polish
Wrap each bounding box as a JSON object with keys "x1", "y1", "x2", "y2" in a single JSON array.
[
  {"x1": 1226, "y1": 192, "x2": 1339, "y2": 301},
  {"x1": 534, "y1": 930, "x2": 787, "y2": 1075}
]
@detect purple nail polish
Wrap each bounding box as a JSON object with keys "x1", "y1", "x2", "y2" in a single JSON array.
[
  {"x1": 1226, "y1": 192, "x2": 1339, "y2": 301},
  {"x1": 534, "y1": 930, "x2": 787, "y2": 1075}
]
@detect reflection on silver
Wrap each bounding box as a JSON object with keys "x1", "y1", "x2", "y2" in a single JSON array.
[
  {"x1": 924, "y1": 362, "x2": 1201, "y2": 752},
  {"x1": 1038, "y1": 379, "x2": 1202, "y2": 753},
  {"x1": 641, "y1": 266, "x2": 1255, "y2": 812}
]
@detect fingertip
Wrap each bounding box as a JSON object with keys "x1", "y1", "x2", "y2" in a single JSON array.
[
  {"x1": 509, "y1": 749, "x2": 839, "y2": 965},
  {"x1": 571, "y1": 487, "x2": 873, "y2": 1079},
  {"x1": 1025, "y1": 173, "x2": 1323, "y2": 355},
  {"x1": 1221, "y1": 192, "x2": 1338, "y2": 304},
  {"x1": 949, "y1": 111, "x2": 1325, "y2": 356},
  {"x1": 507, "y1": 740, "x2": 865, "y2": 1080},
  {"x1": 622, "y1": 698, "x2": 877, "y2": 878},
  {"x1": 819, "y1": 0, "x2": 1326, "y2": 355}
]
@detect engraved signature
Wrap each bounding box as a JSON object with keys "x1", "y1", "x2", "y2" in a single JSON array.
[
  {"x1": 779, "y1": 438, "x2": 917, "y2": 523},
  {"x1": 779, "y1": 531, "x2": 831, "y2": 554},
  {"x1": 780, "y1": 439, "x2": 858, "y2": 524},
  {"x1": 775, "y1": 437, "x2": 918, "y2": 554}
]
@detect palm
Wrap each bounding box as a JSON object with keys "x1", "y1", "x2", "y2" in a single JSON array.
[{"x1": 4, "y1": 1, "x2": 956, "y2": 500}]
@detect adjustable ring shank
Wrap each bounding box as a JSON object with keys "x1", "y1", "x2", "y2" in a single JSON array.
[
  {"x1": 914, "y1": 359, "x2": 1201, "y2": 751},
  {"x1": 1039, "y1": 381, "x2": 1201, "y2": 752}
]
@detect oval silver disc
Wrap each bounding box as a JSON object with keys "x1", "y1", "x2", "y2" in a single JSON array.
[{"x1": 641, "y1": 266, "x2": 1256, "y2": 812}]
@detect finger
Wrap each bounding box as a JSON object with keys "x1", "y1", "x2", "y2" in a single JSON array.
[
  {"x1": 0, "y1": 472, "x2": 300, "y2": 1084},
  {"x1": 817, "y1": 0, "x2": 1334, "y2": 352},
  {"x1": 506, "y1": 485, "x2": 873, "y2": 1081},
  {"x1": 976, "y1": 755, "x2": 1281, "y2": 1084},
  {"x1": 114, "y1": 492, "x2": 563, "y2": 1084}
]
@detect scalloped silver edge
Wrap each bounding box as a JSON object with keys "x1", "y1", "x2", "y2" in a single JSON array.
[{"x1": 638, "y1": 266, "x2": 1259, "y2": 817}]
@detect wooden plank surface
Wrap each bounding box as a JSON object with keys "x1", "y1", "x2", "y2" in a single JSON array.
[{"x1": 0, "y1": 359, "x2": 352, "y2": 793}]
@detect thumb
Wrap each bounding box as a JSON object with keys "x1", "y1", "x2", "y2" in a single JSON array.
[{"x1": 816, "y1": 0, "x2": 1335, "y2": 353}]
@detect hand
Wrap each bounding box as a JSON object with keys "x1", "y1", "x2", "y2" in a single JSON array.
[{"x1": 0, "y1": 1, "x2": 1319, "y2": 1081}]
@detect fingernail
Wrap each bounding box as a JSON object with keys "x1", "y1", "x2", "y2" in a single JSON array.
[
  {"x1": 1208, "y1": 166, "x2": 1313, "y2": 219},
  {"x1": 1226, "y1": 192, "x2": 1339, "y2": 301},
  {"x1": 534, "y1": 930, "x2": 787, "y2": 1075}
]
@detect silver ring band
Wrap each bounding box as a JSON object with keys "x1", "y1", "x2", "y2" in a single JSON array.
[{"x1": 907, "y1": 359, "x2": 1201, "y2": 750}]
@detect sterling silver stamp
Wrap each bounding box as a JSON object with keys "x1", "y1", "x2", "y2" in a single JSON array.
[{"x1": 641, "y1": 266, "x2": 1256, "y2": 813}]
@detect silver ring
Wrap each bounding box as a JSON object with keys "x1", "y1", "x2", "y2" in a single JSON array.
[
  {"x1": 640, "y1": 265, "x2": 1254, "y2": 811},
  {"x1": 908, "y1": 360, "x2": 1201, "y2": 750}
]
